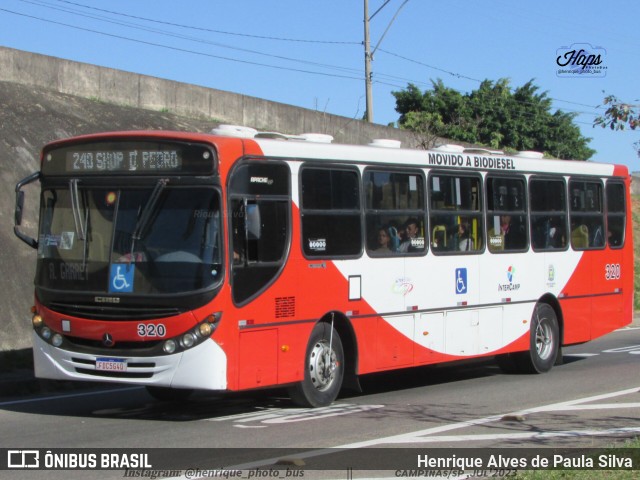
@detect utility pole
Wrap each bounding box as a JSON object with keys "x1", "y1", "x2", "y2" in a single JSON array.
[
  {"x1": 363, "y1": 0, "x2": 410, "y2": 123},
  {"x1": 364, "y1": 0, "x2": 374, "y2": 122}
]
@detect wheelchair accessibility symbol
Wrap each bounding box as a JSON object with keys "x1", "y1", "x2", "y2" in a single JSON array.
[
  {"x1": 455, "y1": 268, "x2": 467, "y2": 294},
  {"x1": 109, "y1": 264, "x2": 134, "y2": 293}
]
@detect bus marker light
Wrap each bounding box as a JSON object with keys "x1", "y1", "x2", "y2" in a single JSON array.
[
  {"x1": 199, "y1": 323, "x2": 213, "y2": 337},
  {"x1": 281, "y1": 345, "x2": 290, "y2": 352},
  {"x1": 32, "y1": 314, "x2": 43, "y2": 328}
]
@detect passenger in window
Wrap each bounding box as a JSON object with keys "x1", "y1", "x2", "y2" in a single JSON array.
[
  {"x1": 547, "y1": 218, "x2": 565, "y2": 248},
  {"x1": 456, "y1": 223, "x2": 474, "y2": 252},
  {"x1": 501, "y1": 215, "x2": 526, "y2": 250},
  {"x1": 399, "y1": 218, "x2": 420, "y2": 253},
  {"x1": 374, "y1": 226, "x2": 392, "y2": 253}
]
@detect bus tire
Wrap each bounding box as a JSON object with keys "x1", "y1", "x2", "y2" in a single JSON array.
[
  {"x1": 288, "y1": 322, "x2": 344, "y2": 408},
  {"x1": 146, "y1": 386, "x2": 194, "y2": 402},
  {"x1": 521, "y1": 303, "x2": 559, "y2": 374}
]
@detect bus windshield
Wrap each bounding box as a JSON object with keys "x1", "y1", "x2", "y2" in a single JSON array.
[{"x1": 36, "y1": 185, "x2": 222, "y2": 295}]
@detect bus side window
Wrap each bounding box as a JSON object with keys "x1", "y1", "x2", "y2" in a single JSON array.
[
  {"x1": 529, "y1": 177, "x2": 567, "y2": 251},
  {"x1": 301, "y1": 167, "x2": 362, "y2": 258},
  {"x1": 606, "y1": 182, "x2": 626, "y2": 248},
  {"x1": 429, "y1": 173, "x2": 483, "y2": 255},
  {"x1": 569, "y1": 179, "x2": 604, "y2": 250},
  {"x1": 364, "y1": 169, "x2": 426, "y2": 257},
  {"x1": 486, "y1": 176, "x2": 528, "y2": 253}
]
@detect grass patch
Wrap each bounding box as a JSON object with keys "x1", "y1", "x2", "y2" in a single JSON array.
[{"x1": 515, "y1": 437, "x2": 640, "y2": 479}]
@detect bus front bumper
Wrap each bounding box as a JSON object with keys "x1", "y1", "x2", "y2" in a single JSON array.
[{"x1": 31, "y1": 332, "x2": 228, "y2": 390}]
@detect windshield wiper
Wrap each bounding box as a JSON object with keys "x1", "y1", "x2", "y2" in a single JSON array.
[
  {"x1": 69, "y1": 178, "x2": 90, "y2": 269},
  {"x1": 69, "y1": 179, "x2": 86, "y2": 241},
  {"x1": 130, "y1": 179, "x2": 168, "y2": 260}
]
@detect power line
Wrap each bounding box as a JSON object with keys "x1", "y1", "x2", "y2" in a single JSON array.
[
  {"x1": 0, "y1": 7, "x2": 365, "y2": 82},
  {"x1": 49, "y1": 0, "x2": 361, "y2": 45},
  {"x1": 17, "y1": 0, "x2": 367, "y2": 78}
]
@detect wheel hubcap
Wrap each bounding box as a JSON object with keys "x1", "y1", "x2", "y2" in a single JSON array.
[
  {"x1": 308, "y1": 340, "x2": 337, "y2": 391},
  {"x1": 535, "y1": 319, "x2": 553, "y2": 360}
]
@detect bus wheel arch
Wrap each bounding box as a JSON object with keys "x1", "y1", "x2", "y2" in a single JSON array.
[
  {"x1": 324, "y1": 311, "x2": 360, "y2": 393},
  {"x1": 497, "y1": 299, "x2": 561, "y2": 374}
]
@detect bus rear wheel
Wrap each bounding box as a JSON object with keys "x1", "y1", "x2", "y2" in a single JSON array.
[
  {"x1": 497, "y1": 303, "x2": 559, "y2": 374},
  {"x1": 289, "y1": 322, "x2": 344, "y2": 408}
]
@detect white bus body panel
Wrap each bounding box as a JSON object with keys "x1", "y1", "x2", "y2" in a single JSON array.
[{"x1": 32, "y1": 332, "x2": 228, "y2": 390}]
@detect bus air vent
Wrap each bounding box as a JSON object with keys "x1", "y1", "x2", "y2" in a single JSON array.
[{"x1": 275, "y1": 296, "x2": 296, "y2": 319}]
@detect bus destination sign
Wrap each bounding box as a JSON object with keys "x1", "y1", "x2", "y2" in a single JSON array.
[
  {"x1": 66, "y1": 149, "x2": 181, "y2": 173},
  {"x1": 42, "y1": 140, "x2": 216, "y2": 176}
]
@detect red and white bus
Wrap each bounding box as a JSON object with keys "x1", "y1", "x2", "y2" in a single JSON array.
[{"x1": 14, "y1": 126, "x2": 633, "y2": 407}]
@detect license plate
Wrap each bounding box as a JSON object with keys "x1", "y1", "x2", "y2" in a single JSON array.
[{"x1": 96, "y1": 357, "x2": 127, "y2": 372}]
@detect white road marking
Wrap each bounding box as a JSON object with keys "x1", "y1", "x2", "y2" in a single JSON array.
[
  {"x1": 209, "y1": 403, "x2": 385, "y2": 427},
  {"x1": 224, "y1": 386, "x2": 640, "y2": 470}
]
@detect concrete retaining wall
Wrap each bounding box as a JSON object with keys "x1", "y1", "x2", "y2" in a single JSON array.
[{"x1": 0, "y1": 46, "x2": 416, "y2": 146}]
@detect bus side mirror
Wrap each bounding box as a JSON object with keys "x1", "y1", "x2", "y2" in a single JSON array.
[{"x1": 14, "y1": 171, "x2": 40, "y2": 249}]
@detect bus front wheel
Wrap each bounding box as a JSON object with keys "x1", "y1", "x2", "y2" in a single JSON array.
[{"x1": 289, "y1": 322, "x2": 344, "y2": 408}]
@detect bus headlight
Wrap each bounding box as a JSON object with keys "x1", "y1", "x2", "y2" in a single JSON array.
[
  {"x1": 51, "y1": 334, "x2": 63, "y2": 347},
  {"x1": 163, "y1": 339, "x2": 177, "y2": 354},
  {"x1": 41, "y1": 327, "x2": 52, "y2": 340},
  {"x1": 181, "y1": 333, "x2": 196, "y2": 349},
  {"x1": 158, "y1": 312, "x2": 222, "y2": 355}
]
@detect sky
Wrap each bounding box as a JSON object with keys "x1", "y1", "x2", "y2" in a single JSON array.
[{"x1": 1, "y1": 0, "x2": 638, "y2": 171}]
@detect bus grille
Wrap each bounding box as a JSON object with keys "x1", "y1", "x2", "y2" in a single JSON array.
[{"x1": 48, "y1": 302, "x2": 182, "y2": 320}]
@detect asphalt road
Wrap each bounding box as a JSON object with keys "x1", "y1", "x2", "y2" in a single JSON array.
[{"x1": 1, "y1": 322, "x2": 639, "y2": 480}]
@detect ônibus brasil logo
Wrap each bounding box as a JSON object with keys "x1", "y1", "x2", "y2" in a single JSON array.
[{"x1": 499, "y1": 266, "x2": 521, "y2": 292}]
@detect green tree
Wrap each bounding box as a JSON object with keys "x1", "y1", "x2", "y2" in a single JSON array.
[
  {"x1": 393, "y1": 79, "x2": 595, "y2": 160},
  {"x1": 594, "y1": 94, "x2": 639, "y2": 158}
]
